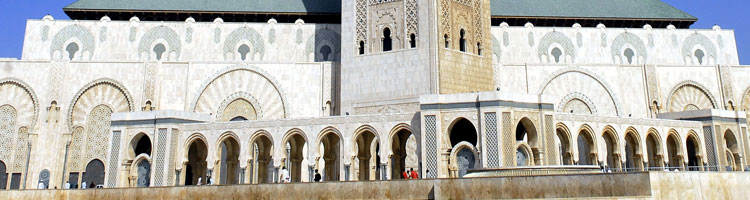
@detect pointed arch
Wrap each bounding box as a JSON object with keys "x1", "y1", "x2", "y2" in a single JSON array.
[
  {"x1": 538, "y1": 66, "x2": 623, "y2": 116},
  {"x1": 741, "y1": 87, "x2": 750, "y2": 111},
  {"x1": 555, "y1": 123, "x2": 573, "y2": 165},
  {"x1": 611, "y1": 32, "x2": 648, "y2": 64},
  {"x1": 67, "y1": 78, "x2": 135, "y2": 129},
  {"x1": 601, "y1": 125, "x2": 620, "y2": 169},
  {"x1": 191, "y1": 65, "x2": 289, "y2": 119},
  {"x1": 50, "y1": 24, "x2": 95, "y2": 60},
  {"x1": 0, "y1": 78, "x2": 40, "y2": 132},
  {"x1": 666, "y1": 129, "x2": 683, "y2": 169},
  {"x1": 576, "y1": 124, "x2": 598, "y2": 165},
  {"x1": 224, "y1": 27, "x2": 265, "y2": 61},
  {"x1": 667, "y1": 80, "x2": 718, "y2": 112},
  {"x1": 537, "y1": 31, "x2": 576, "y2": 63},
  {"x1": 645, "y1": 128, "x2": 663, "y2": 168},
  {"x1": 138, "y1": 26, "x2": 182, "y2": 60}
]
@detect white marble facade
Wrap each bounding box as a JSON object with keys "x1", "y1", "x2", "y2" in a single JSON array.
[{"x1": 0, "y1": 6, "x2": 749, "y2": 190}]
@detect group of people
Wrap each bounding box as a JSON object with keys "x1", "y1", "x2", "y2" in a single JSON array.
[
  {"x1": 401, "y1": 168, "x2": 420, "y2": 180},
  {"x1": 62, "y1": 180, "x2": 96, "y2": 189}
]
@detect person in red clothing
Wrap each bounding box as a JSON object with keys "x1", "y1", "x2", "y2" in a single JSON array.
[
  {"x1": 402, "y1": 170, "x2": 409, "y2": 179},
  {"x1": 409, "y1": 168, "x2": 419, "y2": 179}
]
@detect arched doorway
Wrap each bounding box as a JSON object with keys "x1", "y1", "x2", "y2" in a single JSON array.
[
  {"x1": 515, "y1": 118, "x2": 539, "y2": 165},
  {"x1": 450, "y1": 118, "x2": 477, "y2": 147},
  {"x1": 135, "y1": 159, "x2": 151, "y2": 187},
  {"x1": 646, "y1": 132, "x2": 662, "y2": 170},
  {"x1": 0, "y1": 161, "x2": 6, "y2": 189},
  {"x1": 251, "y1": 134, "x2": 273, "y2": 183},
  {"x1": 448, "y1": 118, "x2": 478, "y2": 177},
  {"x1": 391, "y1": 128, "x2": 416, "y2": 180},
  {"x1": 555, "y1": 125, "x2": 573, "y2": 165},
  {"x1": 318, "y1": 131, "x2": 340, "y2": 182},
  {"x1": 129, "y1": 133, "x2": 152, "y2": 187},
  {"x1": 724, "y1": 130, "x2": 741, "y2": 171},
  {"x1": 82, "y1": 159, "x2": 105, "y2": 188},
  {"x1": 185, "y1": 138, "x2": 208, "y2": 185},
  {"x1": 218, "y1": 135, "x2": 240, "y2": 185},
  {"x1": 666, "y1": 133, "x2": 683, "y2": 170},
  {"x1": 602, "y1": 128, "x2": 620, "y2": 171},
  {"x1": 284, "y1": 131, "x2": 306, "y2": 182},
  {"x1": 452, "y1": 144, "x2": 478, "y2": 178},
  {"x1": 354, "y1": 128, "x2": 378, "y2": 181},
  {"x1": 686, "y1": 134, "x2": 701, "y2": 171},
  {"x1": 132, "y1": 134, "x2": 152, "y2": 157},
  {"x1": 576, "y1": 129, "x2": 597, "y2": 165},
  {"x1": 624, "y1": 130, "x2": 643, "y2": 171}
]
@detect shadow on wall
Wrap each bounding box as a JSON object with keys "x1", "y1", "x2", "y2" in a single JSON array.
[{"x1": 308, "y1": 25, "x2": 342, "y2": 62}]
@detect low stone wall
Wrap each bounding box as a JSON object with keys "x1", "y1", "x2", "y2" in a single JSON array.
[
  {"x1": 1, "y1": 172, "x2": 747, "y2": 199},
  {"x1": 649, "y1": 172, "x2": 750, "y2": 199}
]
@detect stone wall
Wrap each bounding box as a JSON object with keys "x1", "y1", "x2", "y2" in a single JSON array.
[{"x1": 4, "y1": 172, "x2": 748, "y2": 199}]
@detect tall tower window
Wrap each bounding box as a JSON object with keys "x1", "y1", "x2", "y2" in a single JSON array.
[
  {"x1": 444, "y1": 34, "x2": 449, "y2": 48},
  {"x1": 359, "y1": 41, "x2": 365, "y2": 55},
  {"x1": 382, "y1": 28, "x2": 392, "y2": 52},
  {"x1": 459, "y1": 29, "x2": 467, "y2": 52},
  {"x1": 477, "y1": 43, "x2": 482, "y2": 56},
  {"x1": 409, "y1": 34, "x2": 417, "y2": 48}
]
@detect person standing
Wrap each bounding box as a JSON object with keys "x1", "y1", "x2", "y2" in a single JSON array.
[
  {"x1": 409, "y1": 168, "x2": 419, "y2": 179},
  {"x1": 38, "y1": 182, "x2": 45, "y2": 189},
  {"x1": 197, "y1": 177, "x2": 202, "y2": 185},
  {"x1": 314, "y1": 169, "x2": 322, "y2": 182},
  {"x1": 402, "y1": 170, "x2": 409, "y2": 180},
  {"x1": 81, "y1": 181, "x2": 87, "y2": 189},
  {"x1": 279, "y1": 167, "x2": 290, "y2": 183},
  {"x1": 64, "y1": 181, "x2": 70, "y2": 189}
]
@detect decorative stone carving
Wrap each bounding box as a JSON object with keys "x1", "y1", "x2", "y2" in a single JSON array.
[
  {"x1": 644, "y1": 65, "x2": 662, "y2": 113},
  {"x1": 138, "y1": 26, "x2": 182, "y2": 61},
  {"x1": 537, "y1": 66, "x2": 623, "y2": 117},
  {"x1": 405, "y1": 0, "x2": 418, "y2": 37},
  {"x1": 0, "y1": 105, "x2": 17, "y2": 163},
  {"x1": 611, "y1": 32, "x2": 647, "y2": 64},
  {"x1": 217, "y1": 92, "x2": 262, "y2": 121},
  {"x1": 191, "y1": 65, "x2": 288, "y2": 120},
  {"x1": 537, "y1": 32, "x2": 576, "y2": 63},
  {"x1": 305, "y1": 28, "x2": 341, "y2": 62},
  {"x1": 356, "y1": 0, "x2": 367, "y2": 48},
  {"x1": 558, "y1": 92, "x2": 598, "y2": 115},
  {"x1": 681, "y1": 33, "x2": 717, "y2": 65},
  {"x1": 484, "y1": 113, "x2": 499, "y2": 168},
  {"x1": 667, "y1": 80, "x2": 718, "y2": 112},
  {"x1": 84, "y1": 105, "x2": 112, "y2": 164},
  {"x1": 501, "y1": 112, "x2": 513, "y2": 166},
  {"x1": 423, "y1": 115, "x2": 437, "y2": 178},
  {"x1": 224, "y1": 27, "x2": 265, "y2": 61},
  {"x1": 0, "y1": 78, "x2": 40, "y2": 132},
  {"x1": 718, "y1": 65, "x2": 735, "y2": 110},
  {"x1": 491, "y1": 34, "x2": 501, "y2": 62},
  {"x1": 153, "y1": 129, "x2": 167, "y2": 186},
  {"x1": 67, "y1": 78, "x2": 135, "y2": 130},
  {"x1": 106, "y1": 131, "x2": 121, "y2": 187},
  {"x1": 50, "y1": 25, "x2": 95, "y2": 60}
]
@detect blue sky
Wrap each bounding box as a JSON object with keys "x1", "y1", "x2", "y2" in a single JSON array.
[{"x1": 0, "y1": 0, "x2": 747, "y2": 64}]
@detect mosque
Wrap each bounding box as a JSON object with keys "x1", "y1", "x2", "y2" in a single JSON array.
[{"x1": 0, "y1": 0, "x2": 748, "y2": 190}]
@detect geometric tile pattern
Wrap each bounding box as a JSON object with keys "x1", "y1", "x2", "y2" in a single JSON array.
[
  {"x1": 424, "y1": 115, "x2": 437, "y2": 178},
  {"x1": 484, "y1": 112, "x2": 499, "y2": 168},
  {"x1": 154, "y1": 129, "x2": 168, "y2": 186},
  {"x1": 106, "y1": 131, "x2": 121, "y2": 187}
]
